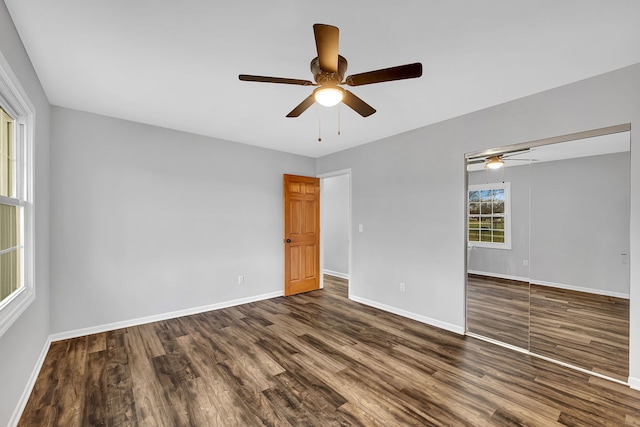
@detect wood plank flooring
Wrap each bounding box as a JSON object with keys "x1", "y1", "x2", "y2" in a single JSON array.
[
  {"x1": 530, "y1": 284, "x2": 629, "y2": 382},
  {"x1": 20, "y1": 275, "x2": 640, "y2": 426},
  {"x1": 466, "y1": 274, "x2": 530, "y2": 349},
  {"x1": 467, "y1": 273, "x2": 629, "y2": 382}
]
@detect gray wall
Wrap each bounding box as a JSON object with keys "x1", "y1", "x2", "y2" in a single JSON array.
[
  {"x1": 316, "y1": 62, "x2": 640, "y2": 384},
  {"x1": 0, "y1": 1, "x2": 51, "y2": 425},
  {"x1": 530, "y1": 152, "x2": 630, "y2": 295},
  {"x1": 322, "y1": 174, "x2": 349, "y2": 277},
  {"x1": 50, "y1": 107, "x2": 315, "y2": 334}
]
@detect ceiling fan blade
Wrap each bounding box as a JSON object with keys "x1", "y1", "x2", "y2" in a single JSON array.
[
  {"x1": 345, "y1": 63, "x2": 423, "y2": 86},
  {"x1": 467, "y1": 159, "x2": 485, "y2": 165},
  {"x1": 342, "y1": 90, "x2": 376, "y2": 117},
  {"x1": 313, "y1": 24, "x2": 339, "y2": 73},
  {"x1": 286, "y1": 94, "x2": 316, "y2": 118},
  {"x1": 239, "y1": 74, "x2": 315, "y2": 86},
  {"x1": 501, "y1": 149, "x2": 531, "y2": 159}
]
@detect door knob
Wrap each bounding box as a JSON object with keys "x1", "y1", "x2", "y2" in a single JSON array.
[{"x1": 285, "y1": 239, "x2": 292, "y2": 243}]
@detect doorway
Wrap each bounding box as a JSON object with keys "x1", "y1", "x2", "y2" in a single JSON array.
[{"x1": 319, "y1": 170, "x2": 351, "y2": 296}]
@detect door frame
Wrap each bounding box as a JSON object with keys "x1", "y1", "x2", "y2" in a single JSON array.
[{"x1": 318, "y1": 169, "x2": 352, "y2": 298}]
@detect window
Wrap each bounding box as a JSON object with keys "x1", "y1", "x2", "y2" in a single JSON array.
[
  {"x1": 0, "y1": 51, "x2": 35, "y2": 338},
  {"x1": 468, "y1": 182, "x2": 511, "y2": 249},
  {"x1": 1, "y1": 107, "x2": 21, "y2": 303}
]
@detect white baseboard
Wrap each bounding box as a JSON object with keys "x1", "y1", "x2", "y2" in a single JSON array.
[
  {"x1": 531, "y1": 279, "x2": 629, "y2": 299},
  {"x1": 50, "y1": 290, "x2": 284, "y2": 342},
  {"x1": 629, "y1": 377, "x2": 640, "y2": 391},
  {"x1": 467, "y1": 270, "x2": 630, "y2": 299},
  {"x1": 323, "y1": 269, "x2": 350, "y2": 280},
  {"x1": 9, "y1": 336, "x2": 52, "y2": 427},
  {"x1": 349, "y1": 294, "x2": 464, "y2": 335}
]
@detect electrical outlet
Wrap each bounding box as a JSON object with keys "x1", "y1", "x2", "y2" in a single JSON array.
[
  {"x1": 238, "y1": 275, "x2": 244, "y2": 285},
  {"x1": 400, "y1": 282, "x2": 406, "y2": 292}
]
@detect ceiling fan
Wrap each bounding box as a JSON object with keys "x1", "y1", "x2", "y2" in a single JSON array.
[
  {"x1": 468, "y1": 150, "x2": 537, "y2": 169},
  {"x1": 239, "y1": 24, "x2": 423, "y2": 118}
]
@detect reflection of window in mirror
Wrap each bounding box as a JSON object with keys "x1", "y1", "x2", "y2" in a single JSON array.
[{"x1": 468, "y1": 182, "x2": 511, "y2": 249}]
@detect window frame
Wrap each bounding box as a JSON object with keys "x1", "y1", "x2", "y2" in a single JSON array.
[
  {"x1": 467, "y1": 181, "x2": 512, "y2": 250},
  {"x1": 0, "y1": 51, "x2": 35, "y2": 338}
]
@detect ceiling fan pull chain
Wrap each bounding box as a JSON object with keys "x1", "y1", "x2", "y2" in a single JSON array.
[
  {"x1": 338, "y1": 104, "x2": 341, "y2": 136},
  {"x1": 318, "y1": 104, "x2": 322, "y2": 142}
]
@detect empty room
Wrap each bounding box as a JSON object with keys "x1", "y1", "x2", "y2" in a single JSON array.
[{"x1": 1, "y1": 1, "x2": 640, "y2": 426}]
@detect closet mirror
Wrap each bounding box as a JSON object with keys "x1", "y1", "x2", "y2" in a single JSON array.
[
  {"x1": 466, "y1": 148, "x2": 531, "y2": 349},
  {"x1": 465, "y1": 126, "x2": 630, "y2": 382}
]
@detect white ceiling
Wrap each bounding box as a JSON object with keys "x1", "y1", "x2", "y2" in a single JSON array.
[
  {"x1": 5, "y1": 1, "x2": 640, "y2": 158},
  {"x1": 467, "y1": 131, "x2": 630, "y2": 171}
]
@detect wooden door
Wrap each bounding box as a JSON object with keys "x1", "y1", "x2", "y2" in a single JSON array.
[{"x1": 284, "y1": 174, "x2": 320, "y2": 296}]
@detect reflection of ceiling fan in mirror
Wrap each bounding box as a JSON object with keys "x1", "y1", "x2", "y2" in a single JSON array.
[{"x1": 468, "y1": 150, "x2": 538, "y2": 169}]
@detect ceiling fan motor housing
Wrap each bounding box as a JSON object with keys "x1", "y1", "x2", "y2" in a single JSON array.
[{"x1": 311, "y1": 55, "x2": 348, "y2": 85}]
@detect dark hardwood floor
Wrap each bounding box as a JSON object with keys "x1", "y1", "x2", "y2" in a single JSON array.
[
  {"x1": 20, "y1": 275, "x2": 640, "y2": 426},
  {"x1": 467, "y1": 273, "x2": 629, "y2": 383},
  {"x1": 530, "y1": 284, "x2": 629, "y2": 382},
  {"x1": 466, "y1": 274, "x2": 530, "y2": 349}
]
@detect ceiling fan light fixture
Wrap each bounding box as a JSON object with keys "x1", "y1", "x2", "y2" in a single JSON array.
[
  {"x1": 314, "y1": 86, "x2": 344, "y2": 107},
  {"x1": 485, "y1": 156, "x2": 505, "y2": 169}
]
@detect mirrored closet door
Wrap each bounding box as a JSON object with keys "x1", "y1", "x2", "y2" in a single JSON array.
[
  {"x1": 466, "y1": 149, "x2": 531, "y2": 349},
  {"x1": 465, "y1": 126, "x2": 630, "y2": 382}
]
